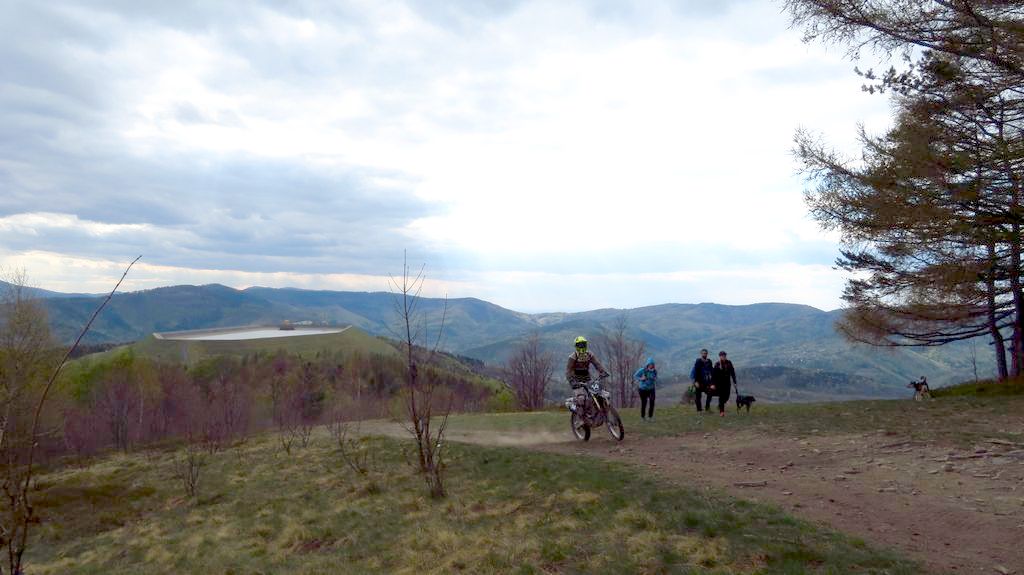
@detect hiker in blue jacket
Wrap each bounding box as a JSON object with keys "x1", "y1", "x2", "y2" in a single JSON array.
[{"x1": 633, "y1": 357, "x2": 658, "y2": 421}]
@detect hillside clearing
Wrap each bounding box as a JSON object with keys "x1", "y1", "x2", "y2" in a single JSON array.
[{"x1": 28, "y1": 430, "x2": 916, "y2": 574}]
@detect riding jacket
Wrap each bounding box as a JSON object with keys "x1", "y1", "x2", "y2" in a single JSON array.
[{"x1": 565, "y1": 351, "x2": 609, "y2": 386}]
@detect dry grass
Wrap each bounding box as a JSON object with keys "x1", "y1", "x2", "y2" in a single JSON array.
[{"x1": 26, "y1": 425, "x2": 920, "y2": 574}]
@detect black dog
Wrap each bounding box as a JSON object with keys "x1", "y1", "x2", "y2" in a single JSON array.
[{"x1": 736, "y1": 395, "x2": 756, "y2": 413}]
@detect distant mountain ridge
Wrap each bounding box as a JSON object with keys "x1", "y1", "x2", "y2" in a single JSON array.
[{"x1": 5, "y1": 281, "x2": 988, "y2": 398}]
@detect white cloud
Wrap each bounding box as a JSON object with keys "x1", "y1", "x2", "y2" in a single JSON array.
[
  {"x1": 0, "y1": 212, "x2": 153, "y2": 237},
  {"x1": 0, "y1": 250, "x2": 466, "y2": 297},
  {"x1": 0, "y1": 0, "x2": 895, "y2": 310}
]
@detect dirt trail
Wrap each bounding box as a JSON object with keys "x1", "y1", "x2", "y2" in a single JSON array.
[
  {"x1": 533, "y1": 427, "x2": 1024, "y2": 575},
  {"x1": 359, "y1": 412, "x2": 1024, "y2": 573}
]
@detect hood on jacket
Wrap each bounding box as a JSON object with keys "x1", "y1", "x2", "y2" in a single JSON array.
[{"x1": 645, "y1": 357, "x2": 655, "y2": 368}]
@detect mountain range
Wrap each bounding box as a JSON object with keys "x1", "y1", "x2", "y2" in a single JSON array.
[{"x1": 5, "y1": 281, "x2": 990, "y2": 400}]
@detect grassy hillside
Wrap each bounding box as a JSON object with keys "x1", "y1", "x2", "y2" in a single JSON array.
[
  {"x1": 128, "y1": 326, "x2": 400, "y2": 365},
  {"x1": 69, "y1": 326, "x2": 401, "y2": 368},
  {"x1": 27, "y1": 430, "x2": 918, "y2": 574},
  {"x1": 69, "y1": 326, "x2": 511, "y2": 414},
  {"x1": 931, "y1": 376, "x2": 1024, "y2": 398}
]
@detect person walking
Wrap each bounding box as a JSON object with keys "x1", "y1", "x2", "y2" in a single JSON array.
[
  {"x1": 691, "y1": 349, "x2": 714, "y2": 412},
  {"x1": 633, "y1": 357, "x2": 658, "y2": 421},
  {"x1": 710, "y1": 351, "x2": 737, "y2": 416}
]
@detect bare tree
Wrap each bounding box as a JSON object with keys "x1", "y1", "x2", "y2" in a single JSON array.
[
  {"x1": 193, "y1": 358, "x2": 253, "y2": 453},
  {"x1": 266, "y1": 352, "x2": 300, "y2": 454},
  {"x1": 94, "y1": 366, "x2": 138, "y2": 452},
  {"x1": 326, "y1": 404, "x2": 374, "y2": 476},
  {"x1": 595, "y1": 314, "x2": 646, "y2": 408},
  {"x1": 389, "y1": 253, "x2": 450, "y2": 498},
  {"x1": 174, "y1": 424, "x2": 208, "y2": 500},
  {"x1": 504, "y1": 332, "x2": 554, "y2": 410},
  {"x1": 0, "y1": 258, "x2": 137, "y2": 575},
  {"x1": 0, "y1": 273, "x2": 56, "y2": 574}
]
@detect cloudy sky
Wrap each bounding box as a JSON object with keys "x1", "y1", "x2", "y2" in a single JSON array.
[{"x1": 0, "y1": 0, "x2": 893, "y2": 312}]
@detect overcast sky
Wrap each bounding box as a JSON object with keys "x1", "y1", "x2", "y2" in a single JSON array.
[{"x1": 0, "y1": 0, "x2": 893, "y2": 312}]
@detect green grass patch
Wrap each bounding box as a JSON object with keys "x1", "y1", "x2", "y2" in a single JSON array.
[
  {"x1": 26, "y1": 430, "x2": 919, "y2": 574},
  {"x1": 441, "y1": 394, "x2": 1024, "y2": 449},
  {"x1": 445, "y1": 410, "x2": 566, "y2": 433},
  {"x1": 930, "y1": 376, "x2": 1024, "y2": 398}
]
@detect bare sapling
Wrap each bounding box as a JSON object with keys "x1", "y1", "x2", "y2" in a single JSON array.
[
  {"x1": 277, "y1": 390, "x2": 317, "y2": 455},
  {"x1": 0, "y1": 257, "x2": 138, "y2": 575},
  {"x1": 326, "y1": 405, "x2": 372, "y2": 475},
  {"x1": 268, "y1": 354, "x2": 299, "y2": 455},
  {"x1": 174, "y1": 432, "x2": 207, "y2": 500},
  {"x1": 389, "y1": 253, "x2": 451, "y2": 498},
  {"x1": 294, "y1": 362, "x2": 324, "y2": 449},
  {"x1": 276, "y1": 391, "x2": 299, "y2": 455}
]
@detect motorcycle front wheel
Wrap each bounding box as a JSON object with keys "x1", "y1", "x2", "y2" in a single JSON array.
[
  {"x1": 571, "y1": 412, "x2": 591, "y2": 441},
  {"x1": 605, "y1": 405, "x2": 625, "y2": 441}
]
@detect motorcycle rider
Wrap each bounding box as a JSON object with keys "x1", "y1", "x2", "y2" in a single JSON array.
[
  {"x1": 566, "y1": 335, "x2": 610, "y2": 387},
  {"x1": 566, "y1": 336, "x2": 609, "y2": 419}
]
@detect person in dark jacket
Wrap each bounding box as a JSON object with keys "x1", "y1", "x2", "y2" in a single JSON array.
[
  {"x1": 691, "y1": 349, "x2": 713, "y2": 412},
  {"x1": 633, "y1": 357, "x2": 658, "y2": 420},
  {"x1": 710, "y1": 351, "x2": 737, "y2": 416}
]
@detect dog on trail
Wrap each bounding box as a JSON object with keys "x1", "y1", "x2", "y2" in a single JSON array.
[{"x1": 735, "y1": 394, "x2": 756, "y2": 412}]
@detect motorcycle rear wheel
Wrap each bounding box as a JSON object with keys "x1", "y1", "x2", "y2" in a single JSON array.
[
  {"x1": 605, "y1": 405, "x2": 625, "y2": 441},
  {"x1": 571, "y1": 412, "x2": 591, "y2": 441}
]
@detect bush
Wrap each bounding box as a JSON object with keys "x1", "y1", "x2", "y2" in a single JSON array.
[{"x1": 486, "y1": 388, "x2": 517, "y2": 413}]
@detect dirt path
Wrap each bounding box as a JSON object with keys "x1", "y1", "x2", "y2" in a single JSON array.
[
  {"x1": 356, "y1": 420, "x2": 570, "y2": 447},
  {"x1": 534, "y1": 428, "x2": 1024, "y2": 575}
]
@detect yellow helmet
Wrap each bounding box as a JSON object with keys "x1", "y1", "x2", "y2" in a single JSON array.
[{"x1": 574, "y1": 336, "x2": 587, "y2": 347}]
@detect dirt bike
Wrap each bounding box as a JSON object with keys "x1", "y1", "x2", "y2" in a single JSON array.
[{"x1": 564, "y1": 376, "x2": 625, "y2": 442}]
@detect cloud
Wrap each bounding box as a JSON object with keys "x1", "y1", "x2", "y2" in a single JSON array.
[
  {"x1": 0, "y1": 249, "x2": 464, "y2": 297},
  {"x1": 0, "y1": 0, "x2": 893, "y2": 310}
]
